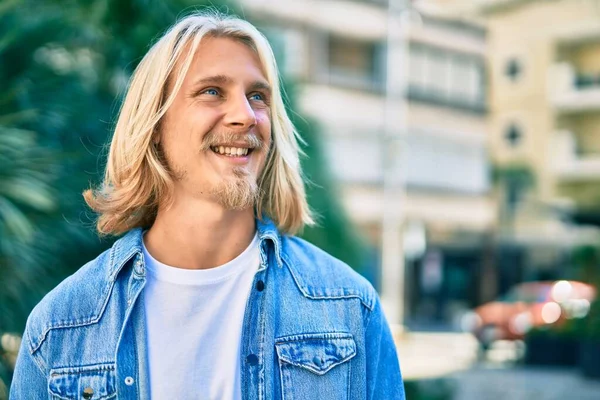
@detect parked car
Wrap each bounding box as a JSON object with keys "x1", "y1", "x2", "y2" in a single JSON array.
[{"x1": 461, "y1": 280, "x2": 596, "y2": 348}]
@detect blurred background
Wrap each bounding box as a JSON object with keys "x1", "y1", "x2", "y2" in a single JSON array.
[{"x1": 3, "y1": 0, "x2": 600, "y2": 398}]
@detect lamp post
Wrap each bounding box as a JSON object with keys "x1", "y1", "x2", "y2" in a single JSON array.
[{"x1": 381, "y1": 0, "x2": 410, "y2": 326}]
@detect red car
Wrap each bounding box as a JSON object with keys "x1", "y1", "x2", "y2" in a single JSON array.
[{"x1": 461, "y1": 280, "x2": 596, "y2": 348}]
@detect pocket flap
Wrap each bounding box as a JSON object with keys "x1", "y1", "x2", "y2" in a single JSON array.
[
  {"x1": 275, "y1": 332, "x2": 357, "y2": 375},
  {"x1": 48, "y1": 363, "x2": 116, "y2": 400}
]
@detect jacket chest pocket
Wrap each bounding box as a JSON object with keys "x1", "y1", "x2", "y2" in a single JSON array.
[
  {"x1": 48, "y1": 363, "x2": 117, "y2": 400},
  {"x1": 275, "y1": 332, "x2": 356, "y2": 400}
]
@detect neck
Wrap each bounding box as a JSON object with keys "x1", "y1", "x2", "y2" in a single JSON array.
[{"x1": 144, "y1": 196, "x2": 256, "y2": 270}]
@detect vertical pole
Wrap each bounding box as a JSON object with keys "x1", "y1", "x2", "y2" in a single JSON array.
[{"x1": 381, "y1": 0, "x2": 409, "y2": 326}]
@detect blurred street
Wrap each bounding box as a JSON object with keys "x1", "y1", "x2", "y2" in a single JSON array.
[
  {"x1": 395, "y1": 328, "x2": 600, "y2": 399},
  {"x1": 453, "y1": 365, "x2": 600, "y2": 400}
]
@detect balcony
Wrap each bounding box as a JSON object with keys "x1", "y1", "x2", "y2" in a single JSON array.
[
  {"x1": 408, "y1": 86, "x2": 487, "y2": 114},
  {"x1": 240, "y1": 0, "x2": 387, "y2": 40},
  {"x1": 320, "y1": 126, "x2": 489, "y2": 195},
  {"x1": 552, "y1": 130, "x2": 600, "y2": 181},
  {"x1": 341, "y1": 185, "x2": 496, "y2": 229},
  {"x1": 548, "y1": 63, "x2": 600, "y2": 114},
  {"x1": 473, "y1": 0, "x2": 538, "y2": 14}
]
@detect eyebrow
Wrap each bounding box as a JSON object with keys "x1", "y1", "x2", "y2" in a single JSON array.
[{"x1": 192, "y1": 74, "x2": 271, "y2": 94}]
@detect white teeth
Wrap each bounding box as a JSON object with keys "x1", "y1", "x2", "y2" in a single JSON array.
[{"x1": 212, "y1": 146, "x2": 250, "y2": 156}]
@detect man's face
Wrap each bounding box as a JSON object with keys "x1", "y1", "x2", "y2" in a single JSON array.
[{"x1": 159, "y1": 36, "x2": 272, "y2": 210}]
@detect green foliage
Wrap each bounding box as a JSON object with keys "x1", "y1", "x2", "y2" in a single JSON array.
[
  {"x1": 492, "y1": 164, "x2": 535, "y2": 187},
  {"x1": 404, "y1": 378, "x2": 456, "y2": 400},
  {"x1": 569, "y1": 245, "x2": 600, "y2": 340},
  {"x1": 526, "y1": 317, "x2": 584, "y2": 340},
  {"x1": 571, "y1": 245, "x2": 600, "y2": 285},
  {"x1": 282, "y1": 83, "x2": 368, "y2": 273},
  {"x1": 557, "y1": 181, "x2": 600, "y2": 210},
  {"x1": 583, "y1": 299, "x2": 600, "y2": 340},
  {"x1": 526, "y1": 324, "x2": 557, "y2": 339}
]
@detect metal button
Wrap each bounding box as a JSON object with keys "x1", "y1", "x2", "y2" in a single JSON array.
[
  {"x1": 125, "y1": 376, "x2": 134, "y2": 386},
  {"x1": 83, "y1": 387, "x2": 94, "y2": 399},
  {"x1": 255, "y1": 280, "x2": 265, "y2": 292},
  {"x1": 314, "y1": 356, "x2": 323, "y2": 367},
  {"x1": 134, "y1": 260, "x2": 144, "y2": 275},
  {"x1": 246, "y1": 354, "x2": 259, "y2": 365}
]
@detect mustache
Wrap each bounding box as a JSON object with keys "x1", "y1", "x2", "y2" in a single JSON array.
[{"x1": 200, "y1": 131, "x2": 266, "y2": 151}]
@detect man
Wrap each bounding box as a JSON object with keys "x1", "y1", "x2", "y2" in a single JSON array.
[{"x1": 10, "y1": 12, "x2": 404, "y2": 399}]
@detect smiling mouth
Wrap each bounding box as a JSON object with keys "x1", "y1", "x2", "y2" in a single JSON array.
[{"x1": 210, "y1": 146, "x2": 255, "y2": 157}]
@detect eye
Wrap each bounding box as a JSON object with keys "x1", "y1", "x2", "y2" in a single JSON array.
[
  {"x1": 249, "y1": 92, "x2": 265, "y2": 101},
  {"x1": 201, "y1": 88, "x2": 220, "y2": 96}
]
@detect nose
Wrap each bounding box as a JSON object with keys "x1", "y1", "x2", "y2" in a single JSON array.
[{"x1": 224, "y1": 93, "x2": 257, "y2": 131}]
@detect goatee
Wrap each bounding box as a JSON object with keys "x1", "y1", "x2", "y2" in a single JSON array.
[{"x1": 210, "y1": 167, "x2": 262, "y2": 210}]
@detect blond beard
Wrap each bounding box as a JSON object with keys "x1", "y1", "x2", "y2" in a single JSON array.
[{"x1": 209, "y1": 167, "x2": 262, "y2": 210}]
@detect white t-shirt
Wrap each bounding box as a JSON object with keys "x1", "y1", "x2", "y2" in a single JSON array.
[{"x1": 142, "y1": 233, "x2": 260, "y2": 400}]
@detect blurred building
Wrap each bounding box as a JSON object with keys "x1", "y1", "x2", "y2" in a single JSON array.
[
  {"x1": 242, "y1": 0, "x2": 495, "y2": 326},
  {"x1": 438, "y1": 0, "x2": 600, "y2": 294}
]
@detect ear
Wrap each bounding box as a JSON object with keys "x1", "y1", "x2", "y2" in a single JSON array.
[
  {"x1": 153, "y1": 118, "x2": 165, "y2": 146},
  {"x1": 152, "y1": 126, "x2": 161, "y2": 146}
]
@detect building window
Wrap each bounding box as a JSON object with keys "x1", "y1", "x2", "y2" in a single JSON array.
[
  {"x1": 261, "y1": 26, "x2": 304, "y2": 78},
  {"x1": 408, "y1": 43, "x2": 486, "y2": 112},
  {"x1": 326, "y1": 35, "x2": 383, "y2": 90},
  {"x1": 505, "y1": 58, "x2": 522, "y2": 82},
  {"x1": 427, "y1": 52, "x2": 449, "y2": 96},
  {"x1": 504, "y1": 124, "x2": 523, "y2": 147},
  {"x1": 409, "y1": 49, "x2": 427, "y2": 88}
]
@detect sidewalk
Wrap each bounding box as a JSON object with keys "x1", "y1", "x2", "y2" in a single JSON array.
[
  {"x1": 452, "y1": 366, "x2": 600, "y2": 400},
  {"x1": 393, "y1": 328, "x2": 600, "y2": 399},
  {"x1": 393, "y1": 326, "x2": 479, "y2": 380}
]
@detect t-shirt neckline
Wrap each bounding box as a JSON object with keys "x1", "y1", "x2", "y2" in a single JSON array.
[{"x1": 142, "y1": 232, "x2": 259, "y2": 285}]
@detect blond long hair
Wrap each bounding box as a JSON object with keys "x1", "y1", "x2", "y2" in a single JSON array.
[{"x1": 84, "y1": 11, "x2": 314, "y2": 236}]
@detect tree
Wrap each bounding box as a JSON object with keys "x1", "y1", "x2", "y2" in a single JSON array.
[{"x1": 284, "y1": 83, "x2": 368, "y2": 273}]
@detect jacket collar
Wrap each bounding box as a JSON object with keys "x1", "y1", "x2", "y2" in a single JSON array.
[
  {"x1": 107, "y1": 216, "x2": 283, "y2": 281},
  {"x1": 256, "y1": 215, "x2": 284, "y2": 269}
]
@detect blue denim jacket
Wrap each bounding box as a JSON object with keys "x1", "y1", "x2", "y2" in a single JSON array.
[{"x1": 10, "y1": 218, "x2": 405, "y2": 399}]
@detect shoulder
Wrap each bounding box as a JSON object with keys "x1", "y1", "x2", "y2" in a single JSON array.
[
  {"x1": 280, "y1": 235, "x2": 377, "y2": 311},
  {"x1": 24, "y1": 248, "x2": 113, "y2": 354}
]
